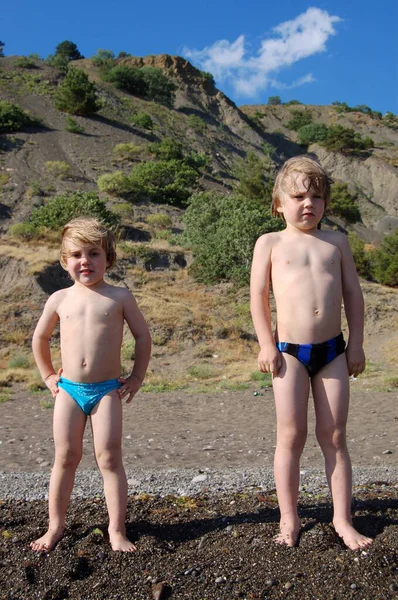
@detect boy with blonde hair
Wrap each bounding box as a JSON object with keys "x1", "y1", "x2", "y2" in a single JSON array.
[
  {"x1": 30, "y1": 217, "x2": 151, "y2": 552},
  {"x1": 250, "y1": 155, "x2": 372, "y2": 549}
]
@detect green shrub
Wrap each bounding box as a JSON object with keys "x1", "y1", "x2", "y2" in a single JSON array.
[
  {"x1": 200, "y1": 71, "x2": 215, "y2": 85},
  {"x1": 105, "y1": 65, "x2": 147, "y2": 95},
  {"x1": 268, "y1": 96, "x2": 281, "y2": 105},
  {"x1": 112, "y1": 202, "x2": 134, "y2": 220},
  {"x1": 28, "y1": 191, "x2": 120, "y2": 231},
  {"x1": 383, "y1": 112, "x2": 398, "y2": 130},
  {"x1": 372, "y1": 230, "x2": 398, "y2": 287},
  {"x1": 8, "y1": 353, "x2": 30, "y2": 369},
  {"x1": 14, "y1": 56, "x2": 37, "y2": 69},
  {"x1": 284, "y1": 99, "x2": 302, "y2": 106},
  {"x1": 148, "y1": 137, "x2": 184, "y2": 161},
  {"x1": 286, "y1": 109, "x2": 313, "y2": 131},
  {"x1": 322, "y1": 125, "x2": 374, "y2": 153},
  {"x1": 129, "y1": 159, "x2": 199, "y2": 206},
  {"x1": 140, "y1": 67, "x2": 176, "y2": 105},
  {"x1": 0, "y1": 41, "x2": 4, "y2": 58},
  {"x1": 233, "y1": 152, "x2": 273, "y2": 206},
  {"x1": 112, "y1": 143, "x2": 142, "y2": 161},
  {"x1": 147, "y1": 213, "x2": 172, "y2": 228},
  {"x1": 188, "y1": 114, "x2": 207, "y2": 133},
  {"x1": 105, "y1": 65, "x2": 175, "y2": 105},
  {"x1": 54, "y1": 68, "x2": 101, "y2": 116},
  {"x1": 91, "y1": 49, "x2": 115, "y2": 70},
  {"x1": 9, "y1": 222, "x2": 37, "y2": 240},
  {"x1": 297, "y1": 123, "x2": 328, "y2": 145},
  {"x1": 130, "y1": 112, "x2": 153, "y2": 130},
  {"x1": 44, "y1": 161, "x2": 71, "y2": 179},
  {"x1": 97, "y1": 171, "x2": 133, "y2": 195},
  {"x1": 65, "y1": 116, "x2": 84, "y2": 133},
  {"x1": 185, "y1": 151, "x2": 210, "y2": 172},
  {"x1": 0, "y1": 100, "x2": 40, "y2": 133},
  {"x1": 54, "y1": 40, "x2": 83, "y2": 61},
  {"x1": 348, "y1": 233, "x2": 373, "y2": 279},
  {"x1": 182, "y1": 192, "x2": 283, "y2": 285},
  {"x1": 328, "y1": 183, "x2": 361, "y2": 223}
]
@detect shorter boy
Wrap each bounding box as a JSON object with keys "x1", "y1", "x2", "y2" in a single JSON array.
[
  {"x1": 250, "y1": 156, "x2": 372, "y2": 550},
  {"x1": 30, "y1": 217, "x2": 151, "y2": 552}
]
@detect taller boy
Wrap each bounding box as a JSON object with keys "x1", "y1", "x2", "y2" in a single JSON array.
[{"x1": 250, "y1": 156, "x2": 372, "y2": 550}]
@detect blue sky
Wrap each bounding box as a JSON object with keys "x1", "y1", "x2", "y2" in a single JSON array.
[{"x1": 2, "y1": 0, "x2": 397, "y2": 113}]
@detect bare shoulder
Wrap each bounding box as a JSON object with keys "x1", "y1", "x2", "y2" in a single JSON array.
[
  {"x1": 45, "y1": 288, "x2": 69, "y2": 310},
  {"x1": 106, "y1": 284, "x2": 137, "y2": 305},
  {"x1": 319, "y1": 229, "x2": 350, "y2": 252},
  {"x1": 254, "y1": 231, "x2": 282, "y2": 251}
]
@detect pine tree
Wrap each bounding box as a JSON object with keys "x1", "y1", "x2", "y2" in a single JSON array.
[{"x1": 54, "y1": 68, "x2": 100, "y2": 116}]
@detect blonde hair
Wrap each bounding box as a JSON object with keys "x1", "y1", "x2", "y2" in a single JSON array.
[
  {"x1": 271, "y1": 155, "x2": 332, "y2": 217},
  {"x1": 60, "y1": 217, "x2": 117, "y2": 269}
]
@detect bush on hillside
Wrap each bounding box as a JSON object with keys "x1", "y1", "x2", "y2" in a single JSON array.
[
  {"x1": 322, "y1": 125, "x2": 374, "y2": 154},
  {"x1": 148, "y1": 137, "x2": 184, "y2": 161},
  {"x1": 328, "y1": 183, "x2": 361, "y2": 223},
  {"x1": 97, "y1": 171, "x2": 133, "y2": 195},
  {"x1": 54, "y1": 68, "x2": 101, "y2": 116},
  {"x1": 297, "y1": 123, "x2": 328, "y2": 145},
  {"x1": 286, "y1": 109, "x2": 313, "y2": 131},
  {"x1": 65, "y1": 116, "x2": 84, "y2": 134},
  {"x1": 372, "y1": 230, "x2": 398, "y2": 287},
  {"x1": 0, "y1": 41, "x2": 4, "y2": 57},
  {"x1": 0, "y1": 101, "x2": 40, "y2": 133},
  {"x1": 233, "y1": 152, "x2": 273, "y2": 206},
  {"x1": 182, "y1": 192, "x2": 283, "y2": 286},
  {"x1": 188, "y1": 114, "x2": 207, "y2": 133},
  {"x1": 130, "y1": 112, "x2": 153, "y2": 130},
  {"x1": 112, "y1": 143, "x2": 142, "y2": 161},
  {"x1": 268, "y1": 96, "x2": 281, "y2": 105},
  {"x1": 44, "y1": 161, "x2": 71, "y2": 180},
  {"x1": 140, "y1": 67, "x2": 176, "y2": 105},
  {"x1": 200, "y1": 71, "x2": 215, "y2": 85},
  {"x1": 14, "y1": 56, "x2": 38, "y2": 69},
  {"x1": 146, "y1": 213, "x2": 172, "y2": 229},
  {"x1": 54, "y1": 41, "x2": 83, "y2": 61},
  {"x1": 28, "y1": 192, "x2": 119, "y2": 231},
  {"x1": 105, "y1": 66, "x2": 147, "y2": 96},
  {"x1": 129, "y1": 159, "x2": 199, "y2": 206},
  {"x1": 348, "y1": 233, "x2": 373, "y2": 280},
  {"x1": 91, "y1": 49, "x2": 115, "y2": 70}
]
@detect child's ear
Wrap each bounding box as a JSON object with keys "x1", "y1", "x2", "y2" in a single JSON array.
[{"x1": 276, "y1": 203, "x2": 284, "y2": 214}]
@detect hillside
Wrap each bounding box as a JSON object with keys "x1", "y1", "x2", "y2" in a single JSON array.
[{"x1": 0, "y1": 52, "x2": 397, "y2": 395}]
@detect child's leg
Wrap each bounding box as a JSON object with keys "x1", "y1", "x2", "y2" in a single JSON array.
[
  {"x1": 312, "y1": 353, "x2": 372, "y2": 550},
  {"x1": 272, "y1": 354, "x2": 310, "y2": 545},
  {"x1": 30, "y1": 390, "x2": 86, "y2": 551},
  {"x1": 90, "y1": 391, "x2": 135, "y2": 552}
]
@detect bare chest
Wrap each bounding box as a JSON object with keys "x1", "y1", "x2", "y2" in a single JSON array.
[{"x1": 58, "y1": 296, "x2": 122, "y2": 326}]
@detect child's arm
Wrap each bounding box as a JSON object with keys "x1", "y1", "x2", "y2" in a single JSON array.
[
  {"x1": 118, "y1": 290, "x2": 151, "y2": 404},
  {"x1": 338, "y1": 234, "x2": 366, "y2": 377},
  {"x1": 250, "y1": 235, "x2": 282, "y2": 375},
  {"x1": 32, "y1": 294, "x2": 61, "y2": 398}
]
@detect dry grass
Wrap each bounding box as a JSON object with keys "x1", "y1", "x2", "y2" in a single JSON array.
[{"x1": 0, "y1": 240, "x2": 59, "y2": 273}]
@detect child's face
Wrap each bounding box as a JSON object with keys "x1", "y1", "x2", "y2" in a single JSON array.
[
  {"x1": 277, "y1": 172, "x2": 325, "y2": 231},
  {"x1": 64, "y1": 240, "x2": 109, "y2": 286}
]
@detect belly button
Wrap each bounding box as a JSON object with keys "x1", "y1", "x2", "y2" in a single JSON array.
[
  {"x1": 82, "y1": 361, "x2": 87, "y2": 367},
  {"x1": 315, "y1": 309, "x2": 320, "y2": 315}
]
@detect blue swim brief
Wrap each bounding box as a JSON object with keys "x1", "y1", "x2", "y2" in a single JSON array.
[
  {"x1": 276, "y1": 333, "x2": 346, "y2": 377},
  {"x1": 57, "y1": 377, "x2": 121, "y2": 415}
]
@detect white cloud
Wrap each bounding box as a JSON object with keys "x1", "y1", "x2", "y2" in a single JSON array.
[{"x1": 183, "y1": 7, "x2": 341, "y2": 97}]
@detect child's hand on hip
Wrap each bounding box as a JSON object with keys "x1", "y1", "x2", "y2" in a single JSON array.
[{"x1": 117, "y1": 374, "x2": 142, "y2": 404}]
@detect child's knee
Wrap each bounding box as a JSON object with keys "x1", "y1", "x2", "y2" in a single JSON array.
[
  {"x1": 277, "y1": 425, "x2": 307, "y2": 450},
  {"x1": 316, "y1": 426, "x2": 347, "y2": 450},
  {"x1": 55, "y1": 447, "x2": 82, "y2": 469},
  {"x1": 96, "y1": 447, "x2": 122, "y2": 472}
]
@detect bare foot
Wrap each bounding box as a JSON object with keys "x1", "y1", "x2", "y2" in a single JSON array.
[
  {"x1": 30, "y1": 527, "x2": 64, "y2": 552},
  {"x1": 109, "y1": 531, "x2": 137, "y2": 552},
  {"x1": 274, "y1": 516, "x2": 301, "y2": 547},
  {"x1": 333, "y1": 519, "x2": 373, "y2": 550}
]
